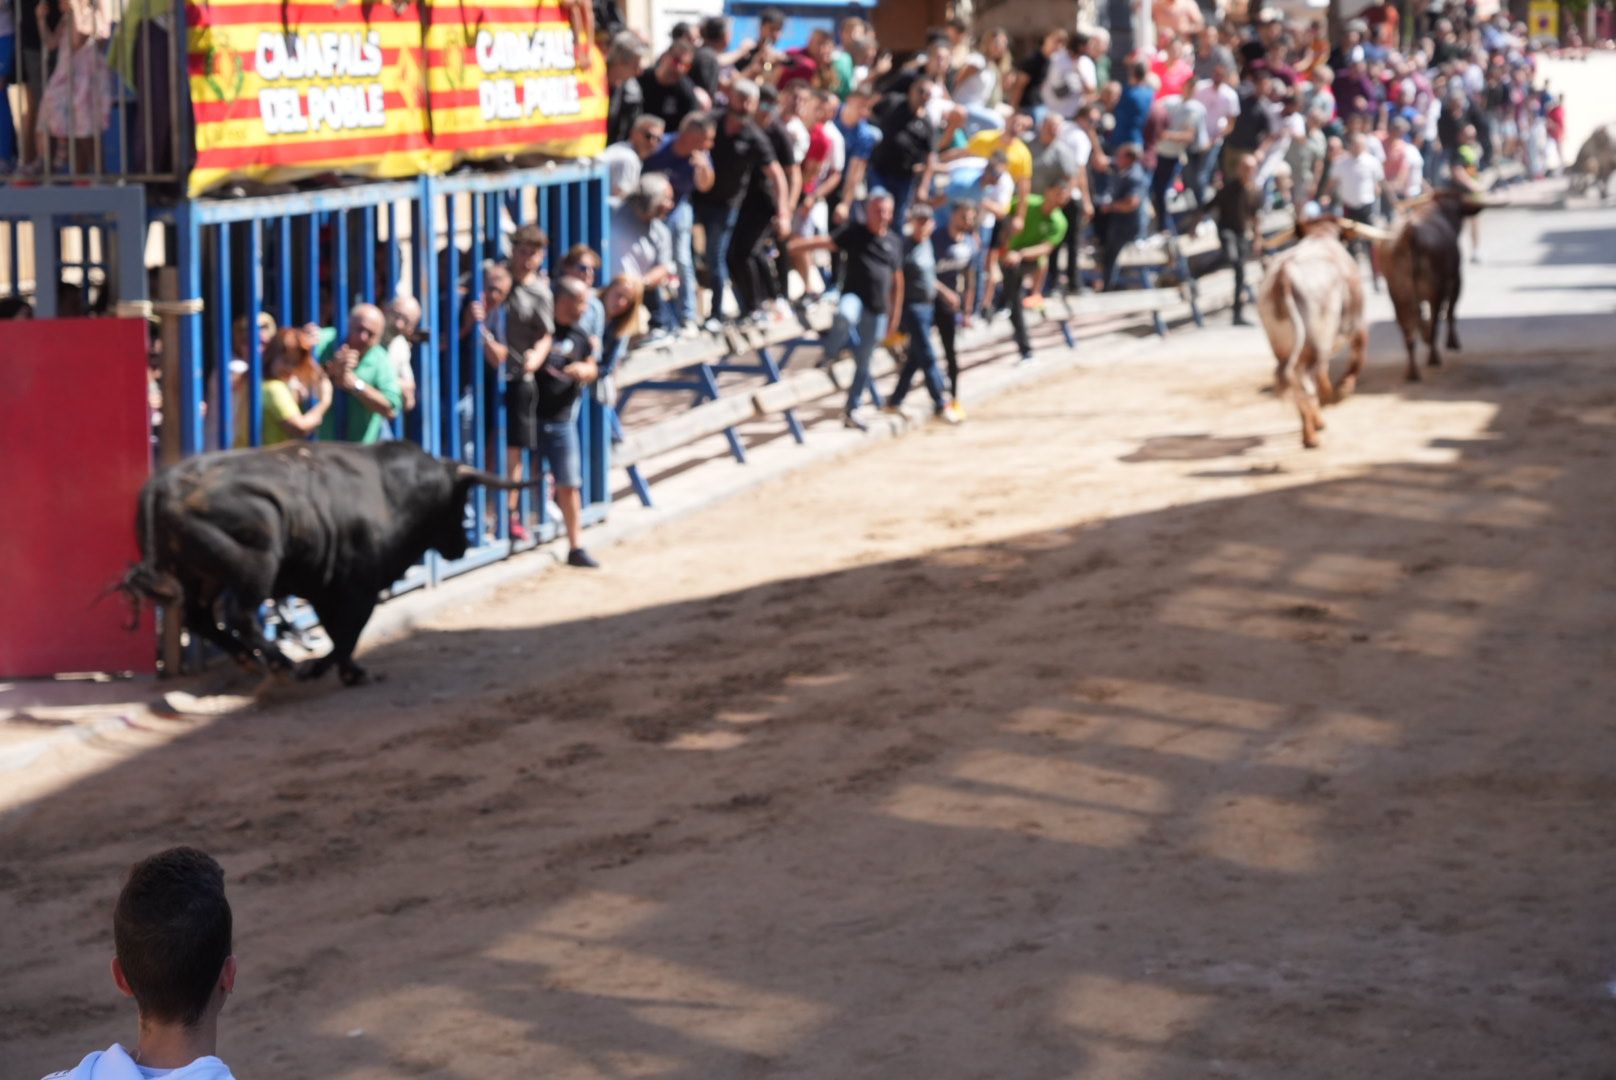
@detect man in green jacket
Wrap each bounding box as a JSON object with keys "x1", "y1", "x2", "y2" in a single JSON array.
[{"x1": 313, "y1": 303, "x2": 403, "y2": 444}]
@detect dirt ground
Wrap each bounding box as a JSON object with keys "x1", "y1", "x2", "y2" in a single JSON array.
[{"x1": 7, "y1": 208, "x2": 1616, "y2": 1078}]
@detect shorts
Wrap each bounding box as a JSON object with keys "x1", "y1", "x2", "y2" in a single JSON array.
[
  {"x1": 989, "y1": 216, "x2": 1007, "y2": 250},
  {"x1": 1344, "y1": 203, "x2": 1375, "y2": 226},
  {"x1": 19, "y1": 43, "x2": 47, "y2": 97},
  {"x1": 534, "y1": 415, "x2": 582, "y2": 489},
  {"x1": 506, "y1": 374, "x2": 538, "y2": 449}
]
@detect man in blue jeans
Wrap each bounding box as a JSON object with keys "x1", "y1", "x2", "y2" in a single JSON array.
[
  {"x1": 536, "y1": 277, "x2": 603, "y2": 568},
  {"x1": 643, "y1": 112, "x2": 717, "y2": 333},
  {"x1": 790, "y1": 191, "x2": 903, "y2": 431},
  {"x1": 885, "y1": 204, "x2": 964, "y2": 423}
]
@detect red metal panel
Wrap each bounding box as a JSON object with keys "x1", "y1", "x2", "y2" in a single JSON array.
[{"x1": 0, "y1": 318, "x2": 156, "y2": 677}]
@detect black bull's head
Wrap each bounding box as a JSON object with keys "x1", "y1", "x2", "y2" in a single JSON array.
[{"x1": 431, "y1": 461, "x2": 550, "y2": 560}]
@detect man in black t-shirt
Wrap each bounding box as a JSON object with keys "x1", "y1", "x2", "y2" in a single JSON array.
[
  {"x1": 1221, "y1": 73, "x2": 1278, "y2": 178},
  {"x1": 1211, "y1": 151, "x2": 1264, "y2": 325},
  {"x1": 638, "y1": 42, "x2": 702, "y2": 132},
  {"x1": 694, "y1": 78, "x2": 782, "y2": 324},
  {"x1": 728, "y1": 85, "x2": 796, "y2": 317},
  {"x1": 606, "y1": 33, "x2": 647, "y2": 147},
  {"x1": 790, "y1": 191, "x2": 904, "y2": 429},
  {"x1": 691, "y1": 16, "x2": 727, "y2": 97},
  {"x1": 869, "y1": 80, "x2": 938, "y2": 220},
  {"x1": 536, "y1": 278, "x2": 602, "y2": 569}
]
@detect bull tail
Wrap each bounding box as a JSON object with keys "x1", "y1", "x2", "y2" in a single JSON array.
[
  {"x1": 111, "y1": 483, "x2": 184, "y2": 631},
  {"x1": 1277, "y1": 282, "x2": 1310, "y2": 403}
]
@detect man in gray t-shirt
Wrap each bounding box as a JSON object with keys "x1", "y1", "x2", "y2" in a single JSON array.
[
  {"x1": 500, "y1": 224, "x2": 555, "y2": 541},
  {"x1": 505, "y1": 225, "x2": 554, "y2": 367}
]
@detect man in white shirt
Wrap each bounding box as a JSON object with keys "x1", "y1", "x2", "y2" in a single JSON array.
[
  {"x1": 381, "y1": 295, "x2": 420, "y2": 413},
  {"x1": 1191, "y1": 64, "x2": 1240, "y2": 203},
  {"x1": 1042, "y1": 37, "x2": 1087, "y2": 120},
  {"x1": 599, "y1": 115, "x2": 665, "y2": 206},
  {"x1": 1329, "y1": 134, "x2": 1384, "y2": 215},
  {"x1": 1152, "y1": 93, "x2": 1208, "y2": 223}
]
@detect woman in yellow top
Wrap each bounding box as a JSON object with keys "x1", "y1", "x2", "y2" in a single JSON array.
[{"x1": 238, "y1": 327, "x2": 331, "y2": 446}]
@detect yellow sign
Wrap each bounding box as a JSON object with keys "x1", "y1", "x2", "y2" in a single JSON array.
[
  {"x1": 423, "y1": 0, "x2": 608, "y2": 165},
  {"x1": 187, "y1": 0, "x2": 439, "y2": 195},
  {"x1": 1529, "y1": 0, "x2": 1559, "y2": 40}
]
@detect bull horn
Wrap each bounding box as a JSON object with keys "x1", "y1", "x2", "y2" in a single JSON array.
[
  {"x1": 1341, "y1": 220, "x2": 1397, "y2": 243},
  {"x1": 1395, "y1": 190, "x2": 1437, "y2": 214},
  {"x1": 454, "y1": 464, "x2": 547, "y2": 490}
]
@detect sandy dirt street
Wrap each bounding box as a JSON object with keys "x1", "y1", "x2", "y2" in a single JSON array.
[{"x1": 5, "y1": 200, "x2": 1616, "y2": 1079}]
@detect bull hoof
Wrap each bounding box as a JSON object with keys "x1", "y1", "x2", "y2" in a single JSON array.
[
  {"x1": 1446, "y1": 338, "x2": 1461, "y2": 352},
  {"x1": 1428, "y1": 355, "x2": 1443, "y2": 368},
  {"x1": 295, "y1": 658, "x2": 333, "y2": 681},
  {"x1": 1405, "y1": 368, "x2": 1421, "y2": 383},
  {"x1": 339, "y1": 664, "x2": 370, "y2": 687},
  {"x1": 1338, "y1": 376, "x2": 1358, "y2": 398},
  {"x1": 1302, "y1": 436, "x2": 1321, "y2": 450}
]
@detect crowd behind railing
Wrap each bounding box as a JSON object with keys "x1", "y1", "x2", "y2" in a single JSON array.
[{"x1": 0, "y1": 0, "x2": 1591, "y2": 567}]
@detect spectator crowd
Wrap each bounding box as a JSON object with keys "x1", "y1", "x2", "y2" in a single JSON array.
[
  {"x1": 1, "y1": 0, "x2": 1583, "y2": 559},
  {"x1": 591, "y1": 1, "x2": 1572, "y2": 423}
]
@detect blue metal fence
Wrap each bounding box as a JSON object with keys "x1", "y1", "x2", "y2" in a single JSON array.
[{"x1": 157, "y1": 161, "x2": 613, "y2": 591}]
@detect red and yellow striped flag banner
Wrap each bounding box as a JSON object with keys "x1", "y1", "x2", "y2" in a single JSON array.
[
  {"x1": 423, "y1": 0, "x2": 607, "y2": 164},
  {"x1": 187, "y1": 0, "x2": 440, "y2": 196}
]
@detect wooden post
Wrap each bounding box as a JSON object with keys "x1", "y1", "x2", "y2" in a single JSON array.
[{"x1": 155, "y1": 267, "x2": 184, "y2": 677}]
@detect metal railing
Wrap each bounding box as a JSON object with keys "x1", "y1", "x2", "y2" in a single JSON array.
[
  {"x1": 0, "y1": 0, "x2": 188, "y2": 185},
  {"x1": 156, "y1": 161, "x2": 613, "y2": 590}
]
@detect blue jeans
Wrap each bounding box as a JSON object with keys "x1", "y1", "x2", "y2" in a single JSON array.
[
  {"x1": 694, "y1": 201, "x2": 736, "y2": 320},
  {"x1": 961, "y1": 104, "x2": 1004, "y2": 136},
  {"x1": 1150, "y1": 156, "x2": 1184, "y2": 234},
  {"x1": 868, "y1": 170, "x2": 915, "y2": 219},
  {"x1": 0, "y1": 34, "x2": 16, "y2": 166},
  {"x1": 890, "y1": 301, "x2": 947, "y2": 410},
  {"x1": 818, "y1": 291, "x2": 889, "y2": 413},
  {"x1": 669, "y1": 200, "x2": 697, "y2": 327}
]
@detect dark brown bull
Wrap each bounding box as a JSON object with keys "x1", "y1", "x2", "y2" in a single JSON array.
[
  {"x1": 1569, "y1": 125, "x2": 1616, "y2": 199},
  {"x1": 1381, "y1": 189, "x2": 1486, "y2": 382}
]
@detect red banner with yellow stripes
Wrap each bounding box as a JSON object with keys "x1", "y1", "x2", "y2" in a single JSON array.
[
  {"x1": 187, "y1": 0, "x2": 441, "y2": 196},
  {"x1": 186, "y1": 0, "x2": 606, "y2": 195},
  {"x1": 423, "y1": 0, "x2": 607, "y2": 163}
]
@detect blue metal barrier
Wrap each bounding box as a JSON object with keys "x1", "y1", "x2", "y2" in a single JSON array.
[{"x1": 158, "y1": 162, "x2": 611, "y2": 595}]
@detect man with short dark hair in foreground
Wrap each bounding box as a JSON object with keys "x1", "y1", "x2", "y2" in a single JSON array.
[{"x1": 44, "y1": 847, "x2": 238, "y2": 1080}]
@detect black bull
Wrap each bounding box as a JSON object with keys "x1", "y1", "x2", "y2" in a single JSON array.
[
  {"x1": 121, "y1": 441, "x2": 536, "y2": 685},
  {"x1": 1382, "y1": 190, "x2": 1485, "y2": 383}
]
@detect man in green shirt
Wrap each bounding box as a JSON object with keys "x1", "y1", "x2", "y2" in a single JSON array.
[
  {"x1": 1000, "y1": 176, "x2": 1070, "y2": 363},
  {"x1": 312, "y1": 303, "x2": 402, "y2": 443}
]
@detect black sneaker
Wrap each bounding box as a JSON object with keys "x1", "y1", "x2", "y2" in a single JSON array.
[
  {"x1": 1232, "y1": 312, "x2": 1252, "y2": 326},
  {"x1": 567, "y1": 548, "x2": 601, "y2": 569},
  {"x1": 843, "y1": 410, "x2": 870, "y2": 432}
]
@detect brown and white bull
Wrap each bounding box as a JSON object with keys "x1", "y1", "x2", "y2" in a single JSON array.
[
  {"x1": 1381, "y1": 189, "x2": 1486, "y2": 382},
  {"x1": 1569, "y1": 125, "x2": 1616, "y2": 200},
  {"x1": 1257, "y1": 219, "x2": 1374, "y2": 449}
]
